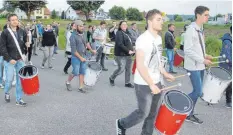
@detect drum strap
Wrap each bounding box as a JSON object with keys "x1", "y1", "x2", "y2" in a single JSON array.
[
  {"x1": 7, "y1": 28, "x2": 26, "y2": 62},
  {"x1": 196, "y1": 30, "x2": 205, "y2": 59}
]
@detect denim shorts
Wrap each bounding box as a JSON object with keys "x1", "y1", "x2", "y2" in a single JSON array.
[{"x1": 71, "y1": 56, "x2": 87, "y2": 76}]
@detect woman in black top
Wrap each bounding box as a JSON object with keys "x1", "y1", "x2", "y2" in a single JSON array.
[
  {"x1": 109, "y1": 21, "x2": 135, "y2": 88},
  {"x1": 41, "y1": 24, "x2": 56, "y2": 69}
]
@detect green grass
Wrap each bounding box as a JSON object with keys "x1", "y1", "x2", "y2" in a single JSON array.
[{"x1": 0, "y1": 18, "x2": 230, "y2": 57}]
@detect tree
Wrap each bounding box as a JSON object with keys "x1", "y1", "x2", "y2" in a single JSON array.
[
  {"x1": 126, "y1": 7, "x2": 143, "y2": 21},
  {"x1": 109, "y1": 6, "x2": 126, "y2": 20},
  {"x1": 3, "y1": 1, "x2": 15, "y2": 12},
  {"x1": 4, "y1": 0, "x2": 47, "y2": 20},
  {"x1": 187, "y1": 17, "x2": 194, "y2": 22},
  {"x1": 174, "y1": 14, "x2": 179, "y2": 21},
  {"x1": 67, "y1": 1, "x2": 104, "y2": 20},
  {"x1": 61, "y1": 11, "x2": 65, "y2": 19},
  {"x1": 51, "y1": 10, "x2": 57, "y2": 19},
  {"x1": 175, "y1": 15, "x2": 183, "y2": 22}
]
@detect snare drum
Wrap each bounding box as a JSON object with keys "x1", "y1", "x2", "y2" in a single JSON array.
[
  {"x1": 201, "y1": 67, "x2": 232, "y2": 104},
  {"x1": 103, "y1": 43, "x2": 114, "y2": 54},
  {"x1": 84, "y1": 61, "x2": 102, "y2": 87},
  {"x1": 18, "y1": 65, "x2": 40, "y2": 95},
  {"x1": 155, "y1": 90, "x2": 193, "y2": 135},
  {"x1": 174, "y1": 50, "x2": 184, "y2": 66}
]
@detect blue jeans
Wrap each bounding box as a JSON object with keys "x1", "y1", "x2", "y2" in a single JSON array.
[
  {"x1": 71, "y1": 56, "x2": 87, "y2": 76},
  {"x1": 166, "y1": 49, "x2": 174, "y2": 72},
  {"x1": 0, "y1": 56, "x2": 3, "y2": 84},
  {"x1": 4, "y1": 60, "x2": 25, "y2": 102},
  {"x1": 187, "y1": 70, "x2": 204, "y2": 116}
]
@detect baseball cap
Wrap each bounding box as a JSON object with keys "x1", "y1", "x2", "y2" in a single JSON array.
[{"x1": 74, "y1": 20, "x2": 84, "y2": 26}]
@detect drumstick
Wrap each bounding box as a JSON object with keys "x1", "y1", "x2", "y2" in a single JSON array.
[
  {"x1": 212, "y1": 59, "x2": 229, "y2": 64},
  {"x1": 161, "y1": 83, "x2": 182, "y2": 91},
  {"x1": 167, "y1": 73, "x2": 190, "y2": 82},
  {"x1": 212, "y1": 54, "x2": 226, "y2": 59}
]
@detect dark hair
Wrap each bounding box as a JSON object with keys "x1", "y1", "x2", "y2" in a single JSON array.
[
  {"x1": 7, "y1": 14, "x2": 18, "y2": 21},
  {"x1": 230, "y1": 26, "x2": 232, "y2": 34},
  {"x1": 131, "y1": 23, "x2": 136, "y2": 26},
  {"x1": 88, "y1": 25, "x2": 92, "y2": 29},
  {"x1": 118, "y1": 21, "x2": 127, "y2": 31},
  {"x1": 195, "y1": 6, "x2": 209, "y2": 19},
  {"x1": 146, "y1": 9, "x2": 162, "y2": 23},
  {"x1": 100, "y1": 21, "x2": 106, "y2": 25},
  {"x1": 70, "y1": 22, "x2": 75, "y2": 30},
  {"x1": 168, "y1": 24, "x2": 174, "y2": 28},
  {"x1": 184, "y1": 24, "x2": 189, "y2": 31}
]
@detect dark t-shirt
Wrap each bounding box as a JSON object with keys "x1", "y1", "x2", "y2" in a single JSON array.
[{"x1": 109, "y1": 26, "x2": 116, "y2": 42}]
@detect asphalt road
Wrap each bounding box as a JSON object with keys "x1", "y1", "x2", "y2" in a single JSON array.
[{"x1": 0, "y1": 50, "x2": 231, "y2": 135}]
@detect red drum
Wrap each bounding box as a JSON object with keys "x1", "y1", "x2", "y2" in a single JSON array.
[
  {"x1": 18, "y1": 65, "x2": 39, "y2": 95},
  {"x1": 155, "y1": 90, "x2": 193, "y2": 135},
  {"x1": 174, "y1": 50, "x2": 184, "y2": 66},
  {"x1": 132, "y1": 59, "x2": 136, "y2": 75}
]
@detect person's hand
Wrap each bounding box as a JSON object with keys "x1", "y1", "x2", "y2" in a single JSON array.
[
  {"x1": 80, "y1": 57, "x2": 86, "y2": 62},
  {"x1": 9, "y1": 60, "x2": 16, "y2": 65},
  {"x1": 149, "y1": 84, "x2": 161, "y2": 94},
  {"x1": 129, "y1": 50, "x2": 134, "y2": 55},
  {"x1": 205, "y1": 55, "x2": 213, "y2": 60},
  {"x1": 204, "y1": 59, "x2": 212, "y2": 66},
  {"x1": 164, "y1": 73, "x2": 175, "y2": 82},
  {"x1": 92, "y1": 50, "x2": 97, "y2": 55},
  {"x1": 25, "y1": 42, "x2": 30, "y2": 48}
]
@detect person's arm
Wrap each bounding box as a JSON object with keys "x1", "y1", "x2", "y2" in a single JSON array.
[
  {"x1": 184, "y1": 28, "x2": 205, "y2": 64},
  {"x1": 115, "y1": 31, "x2": 130, "y2": 53},
  {"x1": 0, "y1": 30, "x2": 12, "y2": 62},
  {"x1": 109, "y1": 26, "x2": 116, "y2": 33},
  {"x1": 223, "y1": 39, "x2": 232, "y2": 64}
]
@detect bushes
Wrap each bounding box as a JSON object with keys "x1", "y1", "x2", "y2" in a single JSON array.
[{"x1": 205, "y1": 36, "x2": 222, "y2": 56}]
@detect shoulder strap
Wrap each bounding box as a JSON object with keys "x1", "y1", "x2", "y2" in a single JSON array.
[
  {"x1": 196, "y1": 30, "x2": 205, "y2": 58},
  {"x1": 7, "y1": 28, "x2": 25, "y2": 61}
]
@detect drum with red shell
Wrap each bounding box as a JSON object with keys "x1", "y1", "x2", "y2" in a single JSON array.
[
  {"x1": 18, "y1": 65, "x2": 39, "y2": 95},
  {"x1": 174, "y1": 50, "x2": 184, "y2": 66},
  {"x1": 155, "y1": 90, "x2": 193, "y2": 135}
]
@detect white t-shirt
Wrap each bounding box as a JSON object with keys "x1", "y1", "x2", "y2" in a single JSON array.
[{"x1": 134, "y1": 30, "x2": 163, "y2": 85}]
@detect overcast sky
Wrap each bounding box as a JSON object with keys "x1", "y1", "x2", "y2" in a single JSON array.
[{"x1": 0, "y1": 0, "x2": 232, "y2": 16}]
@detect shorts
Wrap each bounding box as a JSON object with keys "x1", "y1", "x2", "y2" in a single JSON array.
[{"x1": 71, "y1": 56, "x2": 87, "y2": 76}]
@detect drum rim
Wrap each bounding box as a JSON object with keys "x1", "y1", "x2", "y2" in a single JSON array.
[
  {"x1": 104, "y1": 43, "x2": 114, "y2": 47},
  {"x1": 164, "y1": 90, "x2": 193, "y2": 114},
  {"x1": 18, "y1": 65, "x2": 38, "y2": 79},
  {"x1": 176, "y1": 50, "x2": 184, "y2": 57},
  {"x1": 87, "y1": 61, "x2": 102, "y2": 71},
  {"x1": 208, "y1": 66, "x2": 232, "y2": 81}
]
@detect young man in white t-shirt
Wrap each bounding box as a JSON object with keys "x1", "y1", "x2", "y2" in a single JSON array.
[{"x1": 116, "y1": 9, "x2": 175, "y2": 135}]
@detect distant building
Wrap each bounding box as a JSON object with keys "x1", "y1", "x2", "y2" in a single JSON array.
[
  {"x1": 65, "y1": 6, "x2": 95, "y2": 20},
  {"x1": 14, "y1": 7, "x2": 50, "y2": 20}
]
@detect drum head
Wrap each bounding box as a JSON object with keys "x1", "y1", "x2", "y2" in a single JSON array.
[
  {"x1": 87, "y1": 61, "x2": 102, "y2": 71},
  {"x1": 176, "y1": 50, "x2": 184, "y2": 57},
  {"x1": 164, "y1": 90, "x2": 193, "y2": 114},
  {"x1": 19, "y1": 65, "x2": 38, "y2": 79},
  {"x1": 209, "y1": 67, "x2": 232, "y2": 80}
]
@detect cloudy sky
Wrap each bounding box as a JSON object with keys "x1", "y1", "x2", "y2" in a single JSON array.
[{"x1": 0, "y1": 0, "x2": 232, "y2": 16}]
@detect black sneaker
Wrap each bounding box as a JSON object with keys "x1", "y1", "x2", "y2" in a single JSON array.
[
  {"x1": 66, "y1": 82, "x2": 72, "y2": 91},
  {"x1": 116, "y1": 119, "x2": 126, "y2": 135},
  {"x1": 225, "y1": 102, "x2": 232, "y2": 108},
  {"x1": 125, "y1": 83, "x2": 134, "y2": 88},
  {"x1": 186, "y1": 115, "x2": 203, "y2": 124},
  {"x1": 64, "y1": 70, "x2": 68, "y2": 74},
  {"x1": 109, "y1": 77, "x2": 115, "y2": 86},
  {"x1": 102, "y1": 68, "x2": 108, "y2": 71},
  {"x1": 49, "y1": 67, "x2": 54, "y2": 70},
  {"x1": 78, "y1": 88, "x2": 86, "y2": 93},
  {"x1": 5, "y1": 94, "x2": 10, "y2": 103},
  {"x1": 16, "y1": 99, "x2": 27, "y2": 106}
]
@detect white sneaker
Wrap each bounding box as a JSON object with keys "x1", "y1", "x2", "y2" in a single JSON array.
[
  {"x1": 52, "y1": 57, "x2": 55, "y2": 60},
  {"x1": 41, "y1": 64, "x2": 45, "y2": 69},
  {"x1": 12, "y1": 81, "x2": 16, "y2": 86},
  {"x1": 114, "y1": 61, "x2": 118, "y2": 66}
]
